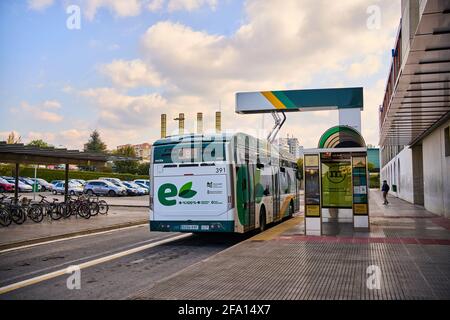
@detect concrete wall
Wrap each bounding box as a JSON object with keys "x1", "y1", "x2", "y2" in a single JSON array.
[
  {"x1": 381, "y1": 147, "x2": 414, "y2": 204},
  {"x1": 422, "y1": 120, "x2": 450, "y2": 218},
  {"x1": 381, "y1": 120, "x2": 450, "y2": 217}
]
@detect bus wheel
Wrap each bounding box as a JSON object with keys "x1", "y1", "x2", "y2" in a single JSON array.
[{"x1": 259, "y1": 207, "x2": 266, "y2": 232}]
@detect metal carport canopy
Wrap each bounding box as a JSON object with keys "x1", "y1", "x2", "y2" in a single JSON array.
[{"x1": 0, "y1": 141, "x2": 109, "y2": 202}]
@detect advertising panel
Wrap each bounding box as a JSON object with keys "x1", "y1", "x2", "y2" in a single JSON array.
[{"x1": 321, "y1": 162, "x2": 352, "y2": 208}]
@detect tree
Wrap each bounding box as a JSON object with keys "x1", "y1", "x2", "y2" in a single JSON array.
[
  {"x1": 296, "y1": 157, "x2": 304, "y2": 180},
  {"x1": 113, "y1": 145, "x2": 139, "y2": 174},
  {"x1": 137, "y1": 162, "x2": 150, "y2": 176},
  {"x1": 6, "y1": 132, "x2": 21, "y2": 144},
  {"x1": 84, "y1": 130, "x2": 107, "y2": 153},
  {"x1": 27, "y1": 139, "x2": 52, "y2": 148}
]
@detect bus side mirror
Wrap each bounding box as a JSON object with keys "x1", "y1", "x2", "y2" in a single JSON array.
[{"x1": 257, "y1": 163, "x2": 264, "y2": 169}]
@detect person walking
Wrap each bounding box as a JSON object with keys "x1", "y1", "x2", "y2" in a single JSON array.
[{"x1": 381, "y1": 180, "x2": 390, "y2": 205}]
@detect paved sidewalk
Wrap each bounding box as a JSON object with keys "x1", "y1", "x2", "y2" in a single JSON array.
[
  {"x1": 131, "y1": 190, "x2": 450, "y2": 300},
  {"x1": 0, "y1": 207, "x2": 148, "y2": 250}
]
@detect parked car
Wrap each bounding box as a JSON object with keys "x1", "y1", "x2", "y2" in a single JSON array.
[
  {"x1": 73, "y1": 179, "x2": 86, "y2": 186},
  {"x1": 134, "y1": 180, "x2": 150, "y2": 192},
  {"x1": 3, "y1": 177, "x2": 32, "y2": 192},
  {"x1": 134, "y1": 179, "x2": 149, "y2": 188},
  {"x1": 123, "y1": 181, "x2": 148, "y2": 195},
  {"x1": 69, "y1": 179, "x2": 84, "y2": 187},
  {"x1": 121, "y1": 181, "x2": 144, "y2": 196},
  {"x1": 30, "y1": 178, "x2": 54, "y2": 191},
  {"x1": 19, "y1": 177, "x2": 42, "y2": 191},
  {"x1": 51, "y1": 180, "x2": 63, "y2": 186},
  {"x1": 52, "y1": 181, "x2": 84, "y2": 195},
  {"x1": 83, "y1": 180, "x2": 127, "y2": 197},
  {"x1": 0, "y1": 177, "x2": 15, "y2": 193},
  {"x1": 99, "y1": 177, "x2": 122, "y2": 185}
]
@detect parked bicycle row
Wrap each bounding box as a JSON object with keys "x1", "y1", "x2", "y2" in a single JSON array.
[
  {"x1": 0, "y1": 176, "x2": 150, "y2": 197},
  {"x1": 0, "y1": 194, "x2": 109, "y2": 227}
]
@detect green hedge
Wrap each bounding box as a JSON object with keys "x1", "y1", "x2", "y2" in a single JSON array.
[{"x1": 0, "y1": 165, "x2": 148, "y2": 182}]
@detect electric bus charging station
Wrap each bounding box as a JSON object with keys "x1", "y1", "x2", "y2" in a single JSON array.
[{"x1": 235, "y1": 87, "x2": 370, "y2": 235}]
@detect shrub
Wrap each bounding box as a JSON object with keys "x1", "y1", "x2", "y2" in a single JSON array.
[{"x1": 0, "y1": 165, "x2": 148, "y2": 182}]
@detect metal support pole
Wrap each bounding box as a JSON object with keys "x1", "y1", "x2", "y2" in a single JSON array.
[
  {"x1": 33, "y1": 165, "x2": 37, "y2": 201},
  {"x1": 14, "y1": 163, "x2": 19, "y2": 202},
  {"x1": 64, "y1": 164, "x2": 69, "y2": 203}
]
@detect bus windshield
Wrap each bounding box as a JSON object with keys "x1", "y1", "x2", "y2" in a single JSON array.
[{"x1": 153, "y1": 142, "x2": 226, "y2": 164}]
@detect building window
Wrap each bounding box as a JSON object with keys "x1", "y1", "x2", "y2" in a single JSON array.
[{"x1": 445, "y1": 126, "x2": 450, "y2": 157}]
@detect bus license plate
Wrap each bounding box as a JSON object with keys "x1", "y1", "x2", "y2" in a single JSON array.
[{"x1": 181, "y1": 225, "x2": 199, "y2": 231}]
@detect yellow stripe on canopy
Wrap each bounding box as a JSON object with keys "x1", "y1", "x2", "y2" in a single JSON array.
[{"x1": 261, "y1": 91, "x2": 286, "y2": 110}]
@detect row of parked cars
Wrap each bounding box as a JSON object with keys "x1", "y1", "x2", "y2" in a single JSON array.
[{"x1": 0, "y1": 176, "x2": 150, "y2": 197}]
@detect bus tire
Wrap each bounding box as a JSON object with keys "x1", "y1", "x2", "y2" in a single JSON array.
[{"x1": 259, "y1": 206, "x2": 266, "y2": 232}]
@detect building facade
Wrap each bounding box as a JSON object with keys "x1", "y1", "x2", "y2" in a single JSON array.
[
  {"x1": 277, "y1": 135, "x2": 303, "y2": 159},
  {"x1": 379, "y1": 0, "x2": 450, "y2": 217},
  {"x1": 117, "y1": 143, "x2": 151, "y2": 162}
]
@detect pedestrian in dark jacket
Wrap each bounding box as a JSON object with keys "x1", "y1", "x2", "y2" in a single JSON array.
[{"x1": 381, "y1": 180, "x2": 390, "y2": 205}]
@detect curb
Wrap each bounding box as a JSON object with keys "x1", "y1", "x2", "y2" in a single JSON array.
[
  {"x1": 0, "y1": 219, "x2": 148, "y2": 251},
  {"x1": 109, "y1": 204, "x2": 149, "y2": 208}
]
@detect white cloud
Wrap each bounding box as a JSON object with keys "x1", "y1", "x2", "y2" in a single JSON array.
[
  {"x1": 17, "y1": 101, "x2": 63, "y2": 123},
  {"x1": 27, "y1": 0, "x2": 54, "y2": 11},
  {"x1": 82, "y1": 0, "x2": 142, "y2": 20},
  {"x1": 42, "y1": 100, "x2": 61, "y2": 109},
  {"x1": 348, "y1": 55, "x2": 382, "y2": 79},
  {"x1": 167, "y1": 0, "x2": 217, "y2": 12},
  {"x1": 57, "y1": 0, "x2": 400, "y2": 148},
  {"x1": 99, "y1": 59, "x2": 163, "y2": 88},
  {"x1": 135, "y1": 0, "x2": 400, "y2": 146},
  {"x1": 148, "y1": 0, "x2": 165, "y2": 12},
  {"x1": 25, "y1": 129, "x2": 90, "y2": 149},
  {"x1": 80, "y1": 87, "x2": 167, "y2": 129}
]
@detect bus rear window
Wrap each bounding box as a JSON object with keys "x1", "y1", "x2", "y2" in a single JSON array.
[{"x1": 153, "y1": 142, "x2": 226, "y2": 163}]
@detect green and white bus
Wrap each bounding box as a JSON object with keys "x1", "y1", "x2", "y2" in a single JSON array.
[{"x1": 150, "y1": 133, "x2": 300, "y2": 233}]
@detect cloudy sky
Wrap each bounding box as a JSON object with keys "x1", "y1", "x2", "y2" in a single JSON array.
[{"x1": 0, "y1": 0, "x2": 401, "y2": 150}]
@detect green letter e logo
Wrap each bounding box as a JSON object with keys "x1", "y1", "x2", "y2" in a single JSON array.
[
  {"x1": 158, "y1": 183, "x2": 177, "y2": 206},
  {"x1": 158, "y1": 182, "x2": 197, "y2": 206}
]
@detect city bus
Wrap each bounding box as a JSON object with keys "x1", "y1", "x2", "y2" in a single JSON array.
[{"x1": 149, "y1": 133, "x2": 300, "y2": 234}]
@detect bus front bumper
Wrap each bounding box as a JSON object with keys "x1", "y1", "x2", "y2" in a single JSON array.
[{"x1": 150, "y1": 220, "x2": 234, "y2": 233}]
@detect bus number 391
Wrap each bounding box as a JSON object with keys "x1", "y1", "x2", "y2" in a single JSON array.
[{"x1": 216, "y1": 167, "x2": 226, "y2": 174}]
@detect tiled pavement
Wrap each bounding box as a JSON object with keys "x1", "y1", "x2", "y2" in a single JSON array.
[{"x1": 131, "y1": 190, "x2": 450, "y2": 300}]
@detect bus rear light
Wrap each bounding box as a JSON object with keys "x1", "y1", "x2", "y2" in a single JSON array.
[{"x1": 150, "y1": 195, "x2": 153, "y2": 210}]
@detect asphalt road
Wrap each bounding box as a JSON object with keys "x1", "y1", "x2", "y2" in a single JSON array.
[{"x1": 0, "y1": 225, "x2": 249, "y2": 299}]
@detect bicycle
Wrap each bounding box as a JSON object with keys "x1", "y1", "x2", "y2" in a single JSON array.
[
  {"x1": 1, "y1": 196, "x2": 26, "y2": 225},
  {"x1": 85, "y1": 194, "x2": 109, "y2": 216},
  {"x1": 66, "y1": 195, "x2": 91, "y2": 219},
  {"x1": 20, "y1": 196, "x2": 44, "y2": 223},
  {"x1": 0, "y1": 195, "x2": 12, "y2": 227},
  {"x1": 37, "y1": 195, "x2": 63, "y2": 220}
]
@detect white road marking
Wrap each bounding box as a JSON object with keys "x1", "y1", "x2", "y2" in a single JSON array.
[
  {"x1": 0, "y1": 233, "x2": 191, "y2": 295},
  {"x1": 0, "y1": 223, "x2": 147, "y2": 254}
]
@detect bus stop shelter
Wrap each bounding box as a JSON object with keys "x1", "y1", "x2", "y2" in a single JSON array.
[
  {"x1": 303, "y1": 126, "x2": 370, "y2": 235},
  {"x1": 0, "y1": 142, "x2": 108, "y2": 202}
]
